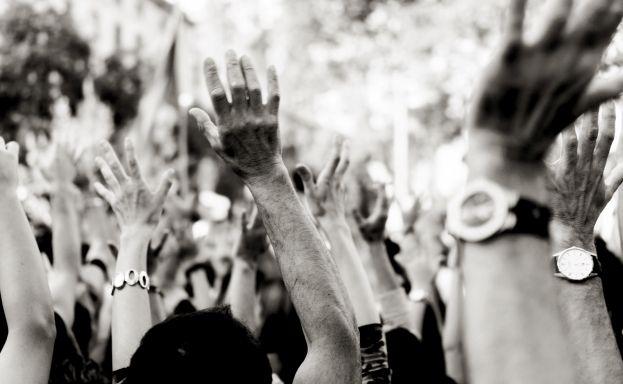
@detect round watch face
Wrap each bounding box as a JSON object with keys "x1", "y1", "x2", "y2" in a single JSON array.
[
  {"x1": 447, "y1": 180, "x2": 513, "y2": 242},
  {"x1": 460, "y1": 192, "x2": 496, "y2": 227},
  {"x1": 557, "y1": 249, "x2": 594, "y2": 281}
]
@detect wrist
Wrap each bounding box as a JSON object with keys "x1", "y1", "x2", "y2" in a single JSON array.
[
  {"x1": 120, "y1": 225, "x2": 153, "y2": 242},
  {"x1": 243, "y1": 161, "x2": 288, "y2": 188},
  {"x1": 318, "y1": 215, "x2": 350, "y2": 232},
  {"x1": 550, "y1": 221, "x2": 596, "y2": 254},
  {"x1": 467, "y1": 129, "x2": 548, "y2": 205}
]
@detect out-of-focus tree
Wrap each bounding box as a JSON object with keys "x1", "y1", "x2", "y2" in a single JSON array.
[
  {"x1": 94, "y1": 54, "x2": 144, "y2": 132},
  {"x1": 0, "y1": 2, "x2": 90, "y2": 140}
]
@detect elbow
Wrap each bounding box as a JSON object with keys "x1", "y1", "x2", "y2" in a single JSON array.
[{"x1": 13, "y1": 309, "x2": 57, "y2": 345}]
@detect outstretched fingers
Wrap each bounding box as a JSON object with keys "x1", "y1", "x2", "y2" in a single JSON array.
[
  {"x1": 226, "y1": 50, "x2": 247, "y2": 109},
  {"x1": 295, "y1": 164, "x2": 316, "y2": 195},
  {"x1": 576, "y1": 74, "x2": 623, "y2": 114},
  {"x1": 605, "y1": 162, "x2": 623, "y2": 199},
  {"x1": 190, "y1": 108, "x2": 222, "y2": 151},
  {"x1": 534, "y1": 0, "x2": 573, "y2": 48},
  {"x1": 334, "y1": 140, "x2": 351, "y2": 181},
  {"x1": 203, "y1": 58, "x2": 230, "y2": 116},
  {"x1": 124, "y1": 138, "x2": 143, "y2": 180},
  {"x1": 577, "y1": 110, "x2": 599, "y2": 166},
  {"x1": 505, "y1": 0, "x2": 528, "y2": 47},
  {"x1": 99, "y1": 141, "x2": 129, "y2": 184},
  {"x1": 266, "y1": 66, "x2": 280, "y2": 116},
  {"x1": 240, "y1": 55, "x2": 263, "y2": 113},
  {"x1": 154, "y1": 169, "x2": 175, "y2": 207},
  {"x1": 592, "y1": 102, "x2": 616, "y2": 177},
  {"x1": 560, "y1": 126, "x2": 579, "y2": 179},
  {"x1": 95, "y1": 157, "x2": 121, "y2": 194},
  {"x1": 317, "y1": 138, "x2": 343, "y2": 187}
]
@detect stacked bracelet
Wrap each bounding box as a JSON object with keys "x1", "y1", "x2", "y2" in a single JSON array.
[{"x1": 111, "y1": 269, "x2": 150, "y2": 296}]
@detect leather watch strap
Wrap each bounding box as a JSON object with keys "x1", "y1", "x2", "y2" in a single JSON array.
[{"x1": 502, "y1": 198, "x2": 551, "y2": 238}]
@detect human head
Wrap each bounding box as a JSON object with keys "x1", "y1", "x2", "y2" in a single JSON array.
[{"x1": 125, "y1": 307, "x2": 272, "y2": 384}]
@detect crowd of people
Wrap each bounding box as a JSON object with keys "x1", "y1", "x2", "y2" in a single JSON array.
[{"x1": 3, "y1": 0, "x2": 623, "y2": 383}]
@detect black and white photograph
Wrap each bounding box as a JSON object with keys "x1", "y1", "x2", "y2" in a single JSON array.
[{"x1": 1, "y1": 0, "x2": 623, "y2": 383}]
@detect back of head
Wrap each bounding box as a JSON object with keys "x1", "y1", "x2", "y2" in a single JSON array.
[{"x1": 125, "y1": 307, "x2": 272, "y2": 384}]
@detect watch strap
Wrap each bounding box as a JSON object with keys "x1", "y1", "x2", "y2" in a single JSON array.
[{"x1": 502, "y1": 198, "x2": 551, "y2": 238}]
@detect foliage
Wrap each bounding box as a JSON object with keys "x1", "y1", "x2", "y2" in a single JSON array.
[
  {"x1": 0, "y1": 3, "x2": 90, "y2": 139},
  {"x1": 94, "y1": 54, "x2": 144, "y2": 130}
]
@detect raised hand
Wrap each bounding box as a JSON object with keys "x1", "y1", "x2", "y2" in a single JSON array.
[
  {"x1": 353, "y1": 185, "x2": 389, "y2": 243},
  {"x1": 94, "y1": 139, "x2": 174, "y2": 233},
  {"x1": 549, "y1": 103, "x2": 623, "y2": 251},
  {"x1": 42, "y1": 144, "x2": 77, "y2": 187},
  {"x1": 470, "y1": 0, "x2": 623, "y2": 160},
  {"x1": 0, "y1": 138, "x2": 20, "y2": 193},
  {"x1": 295, "y1": 138, "x2": 350, "y2": 220},
  {"x1": 189, "y1": 51, "x2": 281, "y2": 183},
  {"x1": 234, "y1": 207, "x2": 269, "y2": 265}
]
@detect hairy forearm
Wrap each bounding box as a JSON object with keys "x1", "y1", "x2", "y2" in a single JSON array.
[
  {"x1": 112, "y1": 227, "x2": 152, "y2": 370},
  {"x1": 247, "y1": 165, "x2": 358, "y2": 345},
  {"x1": 319, "y1": 217, "x2": 380, "y2": 327},
  {"x1": 551, "y1": 232, "x2": 623, "y2": 384},
  {"x1": 228, "y1": 259, "x2": 258, "y2": 332},
  {"x1": 463, "y1": 147, "x2": 576, "y2": 383}
]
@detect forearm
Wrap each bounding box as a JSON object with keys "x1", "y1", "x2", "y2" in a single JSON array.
[
  {"x1": 551, "y1": 233, "x2": 623, "y2": 384},
  {"x1": 0, "y1": 191, "x2": 56, "y2": 384},
  {"x1": 112, "y1": 227, "x2": 152, "y2": 370},
  {"x1": 50, "y1": 187, "x2": 81, "y2": 325},
  {"x1": 463, "y1": 149, "x2": 576, "y2": 383},
  {"x1": 365, "y1": 240, "x2": 417, "y2": 332},
  {"x1": 228, "y1": 258, "x2": 258, "y2": 332},
  {"x1": 189, "y1": 269, "x2": 215, "y2": 310},
  {"x1": 0, "y1": 191, "x2": 55, "y2": 333},
  {"x1": 247, "y1": 165, "x2": 358, "y2": 346},
  {"x1": 320, "y1": 217, "x2": 380, "y2": 327},
  {"x1": 51, "y1": 186, "x2": 81, "y2": 273}
]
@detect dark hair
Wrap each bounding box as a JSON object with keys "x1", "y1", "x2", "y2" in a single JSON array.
[{"x1": 125, "y1": 307, "x2": 272, "y2": 384}]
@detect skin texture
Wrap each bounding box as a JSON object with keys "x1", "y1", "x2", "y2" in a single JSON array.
[
  {"x1": 548, "y1": 103, "x2": 623, "y2": 384},
  {"x1": 46, "y1": 144, "x2": 82, "y2": 327},
  {"x1": 296, "y1": 138, "x2": 381, "y2": 327},
  {"x1": 227, "y1": 208, "x2": 268, "y2": 333},
  {"x1": 190, "y1": 51, "x2": 360, "y2": 384},
  {"x1": 94, "y1": 139, "x2": 173, "y2": 371},
  {"x1": 462, "y1": 1, "x2": 623, "y2": 383},
  {"x1": 0, "y1": 139, "x2": 56, "y2": 384}
]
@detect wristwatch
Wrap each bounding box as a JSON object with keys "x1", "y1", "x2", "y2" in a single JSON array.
[
  {"x1": 111, "y1": 269, "x2": 150, "y2": 295},
  {"x1": 553, "y1": 247, "x2": 600, "y2": 281},
  {"x1": 446, "y1": 179, "x2": 550, "y2": 242}
]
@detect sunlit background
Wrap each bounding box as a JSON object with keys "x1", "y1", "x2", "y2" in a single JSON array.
[{"x1": 2, "y1": 0, "x2": 623, "y2": 233}]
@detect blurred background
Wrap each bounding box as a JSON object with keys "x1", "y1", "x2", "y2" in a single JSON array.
[{"x1": 2, "y1": 0, "x2": 623, "y2": 233}]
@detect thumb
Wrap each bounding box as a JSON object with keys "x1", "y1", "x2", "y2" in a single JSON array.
[{"x1": 295, "y1": 164, "x2": 315, "y2": 193}]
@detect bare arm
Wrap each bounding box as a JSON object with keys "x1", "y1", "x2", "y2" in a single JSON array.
[
  {"x1": 296, "y1": 138, "x2": 380, "y2": 327},
  {"x1": 190, "y1": 51, "x2": 360, "y2": 384},
  {"x1": 0, "y1": 140, "x2": 56, "y2": 384},
  {"x1": 48, "y1": 145, "x2": 81, "y2": 327},
  {"x1": 458, "y1": 0, "x2": 623, "y2": 381},
  {"x1": 94, "y1": 139, "x2": 173, "y2": 371},
  {"x1": 549, "y1": 105, "x2": 623, "y2": 384},
  {"x1": 227, "y1": 210, "x2": 267, "y2": 333},
  {"x1": 297, "y1": 140, "x2": 390, "y2": 383}
]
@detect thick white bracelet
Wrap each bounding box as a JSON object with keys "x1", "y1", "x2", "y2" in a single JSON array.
[{"x1": 111, "y1": 269, "x2": 150, "y2": 295}]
